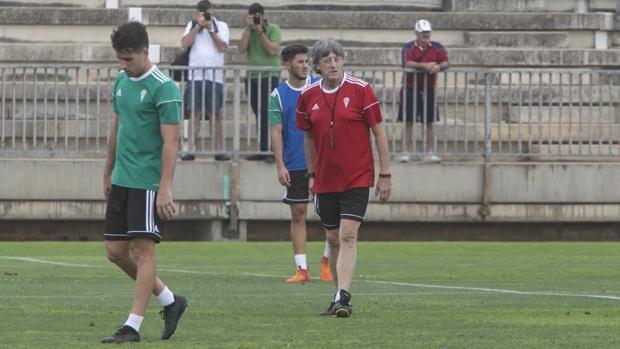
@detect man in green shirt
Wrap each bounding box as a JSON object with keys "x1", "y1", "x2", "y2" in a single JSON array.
[
  {"x1": 238, "y1": 2, "x2": 282, "y2": 160},
  {"x1": 101, "y1": 21, "x2": 187, "y2": 344}
]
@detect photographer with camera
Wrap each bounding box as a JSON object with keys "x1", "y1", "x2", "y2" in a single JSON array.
[
  {"x1": 180, "y1": 0, "x2": 229, "y2": 161},
  {"x1": 238, "y1": 2, "x2": 282, "y2": 161}
]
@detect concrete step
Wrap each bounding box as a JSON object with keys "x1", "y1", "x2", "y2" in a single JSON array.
[
  {"x1": 451, "y1": 0, "x2": 614, "y2": 13},
  {"x1": 3, "y1": 43, "x2": 620, "y2": 67},
  {"x1": 0, "y1": 25, "x2": 414, "y2": 47},
  {"x1": 0, "y1": 0, "x2": 443, "y2": 10},
  {"x1": 122, "y1": 0, "x2": 444, "y2": 10},
  {"x1": 0, "y1": 0, "x2": 101, "y2": 7},
  {"x1": 0, "y1": 8, "x2": 612, "y2": 31},
  {"x1": 508, "y1": 105, "x2": 617, "y2": 123},
  {"x1": 3, "y1": 120, "x2": 619, "y2": 144},
  {"x1": 4, "y1": 81, "x2": 620, "y2": 111},
  {"x1": 0, "y1": 119, "x2": 266, "y2": 141},
  {"x1": 0, "y1": 26, "x2": 594, "y2": 50},
  {"x1": 0, "y1": 8, "x2": 609, "y2": 50},
  {"x1": 9, "y1": 95, "x2": 617, "y2": 129},
  {"x1": 465, "y1": 31, "x2": 569, "y2": 48},
  {"x1": 384, "y1": 123, "x2": 620, "y2": 143},
  {"x1": 530, "y1": 143, "x2": 620, "y2": 156}
]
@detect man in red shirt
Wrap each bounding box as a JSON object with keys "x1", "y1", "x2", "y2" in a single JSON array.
[
  {"x1": 296, "y1": 38, "x2": 392, "y2": 318},
  {"x1": 399, "y1": 19, "x2": 449, "y2": 162}
]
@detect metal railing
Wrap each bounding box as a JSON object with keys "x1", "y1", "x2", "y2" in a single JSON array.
[{"x1": 1, "y1": 64, "x2": 619, "y2": 160}]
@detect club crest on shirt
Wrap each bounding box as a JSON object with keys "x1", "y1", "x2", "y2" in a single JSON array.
[
  {"x1": 312, "y1": 103, "x2": 320, "y2": 111},
  {"x1": 343, "y1": 97, "x2": 350, "y2": 108},
  {"x1": 140, "y1": 90, "x2": 147, "y2": 103}
]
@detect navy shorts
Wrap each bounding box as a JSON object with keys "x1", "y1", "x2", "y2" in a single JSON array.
[
  {"x1": 184, "y1": 80, "x2": 224, "y2": 116},
  {"x1": 104, "y1": 185, "x2": 163, "y2": 243},
  {"x1": 313, "y1": 188, "x2": 370, "y2": 229},
  {"x1": 398, "y1": 87, "x2": 439, "y2": 124},
  {"x1": 282, "y1": 170, "x2": 310, "y2": 204}
]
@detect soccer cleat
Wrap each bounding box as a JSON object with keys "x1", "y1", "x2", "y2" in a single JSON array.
[
  {"x1": 286, "y1": 267, "x2": 310, "y2": 283},
  {"x1": 333, "y1": 302, "x2": 353, "y2": 318},
  {"x1": 399, "y1": 155, "x2": 411, "y2": 163},
  {"x1": 214, "y1": 154, "x2": 231, "y2": 161},
  {"x1": 160, "y1": 294, "x2": 188, "y2": 340},
  {"x1": 319, "y1": 256, "x2": 333, "y2": 282},
  {"x1": 333, "y1": 289, "x2": 353, "y2": 318},
  {"x1": 180, "y1": 152, "x2": 195, "y2": 161},
  {"x1": 320, "y1": 302, "x2": 335, "y2": 316},
  {"x1": 101, "y1": 325, "x2": 140, "y2": 344},
  {"x1": 422, "y1": 152, "x2": 442, "y2": 162}
]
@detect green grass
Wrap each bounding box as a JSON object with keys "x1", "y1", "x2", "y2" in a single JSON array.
[{"x1": 1, "y1": 241, "x2": 620, "y2": 348}]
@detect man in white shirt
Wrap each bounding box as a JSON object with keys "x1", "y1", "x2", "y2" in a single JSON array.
[{"x1": 181, "y1": 0, "x2": 229, "y2": 161}]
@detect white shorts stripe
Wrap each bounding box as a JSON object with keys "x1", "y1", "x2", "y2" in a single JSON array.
[
  {"x1": 341, "y1": 213, "x2": 366, "y2": 221},
  {"x1": 148, "y1": 190, "x2": 155, "y2": 233}
]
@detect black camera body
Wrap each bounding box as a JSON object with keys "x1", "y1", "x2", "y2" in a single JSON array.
[
  {"x1": 203, "y1": 12, "x2": 211, "y2": 21},
  {"x1": 253, "y1": 13, "x2": 261, "y2": 25}
]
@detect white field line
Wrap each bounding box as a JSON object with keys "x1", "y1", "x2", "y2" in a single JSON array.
[{"x1": 2, "y1": 256, "x2": 620, "y2": 301}]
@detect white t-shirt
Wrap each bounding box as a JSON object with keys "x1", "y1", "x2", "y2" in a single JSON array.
[{"x1": 183, "y1": 17, "x2": 229, "y2": 83}]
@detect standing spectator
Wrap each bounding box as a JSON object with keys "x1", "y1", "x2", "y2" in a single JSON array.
[
  {"x1": 180, "y1": 0, "x2": 230, "y2": 161},
  {"x1": 296, "y1": 38, "x2": 392, "y2": 317},
  {"x1": 269, "y1": 44, "x2": 333, "y2": 283},
  {"x1": 102, "y1": 22, "x2": 187, "y2": 343},
  {"x1": 399, "y1": 19, "x2": 449, "y2": 162},
  {"x1": 238, "y1": 2, "x2": 282, "y2": 161}
]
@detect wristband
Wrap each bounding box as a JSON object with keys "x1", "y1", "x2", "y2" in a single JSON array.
[{"x1": 379, "y1": 173, "x2": 391, "y2": 178}]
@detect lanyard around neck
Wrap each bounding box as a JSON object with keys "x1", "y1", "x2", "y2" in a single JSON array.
[{"x1": 320, "y1": 84, "x2": 342, "y2": 149}]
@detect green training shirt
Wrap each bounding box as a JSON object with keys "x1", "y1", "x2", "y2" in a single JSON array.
[
  {"x1": 111, "y1": 66, "x2": 182, "y2": 191},
  {"x1": 246, "y1": 22, "x2": 282, "y2": 78}
]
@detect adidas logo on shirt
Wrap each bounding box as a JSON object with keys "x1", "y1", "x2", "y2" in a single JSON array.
[
  {"x1": 116, "y1": 89, "x2": 122, "y2": 97},
  {"x1": 312, "y1": 103, "x2": 320, "y2": 111}
]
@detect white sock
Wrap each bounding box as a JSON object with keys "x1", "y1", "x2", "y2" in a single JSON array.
[
  {"x1": 294, "y1": 254, "x2": 307, "y2": 270},
  {"x1": 182, "y1": 119, "x2": 189, "y2": 141},
  {"x1": 334, "y1": 292, "x2": 340, "y2": 303},
  {"x1": 157, "y1": 287, "x2": 175, "y2": 307},
  {"x1": 124, "y1": 313, "x2": 144, "y2": 332},
  {"x1": 323, "y1": 240, "x2": 330, "y2": 258}
]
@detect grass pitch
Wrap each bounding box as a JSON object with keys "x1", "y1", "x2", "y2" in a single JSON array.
[{"x1": 1, "y1": 241, "x2": 620, "y2": 348}]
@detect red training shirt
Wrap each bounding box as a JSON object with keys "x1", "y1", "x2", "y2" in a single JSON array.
[
  {"x1": 402, "y1": 40, "x2": 448, "y2": 91},
  {"x1": 296, "y1": 73, "x2": 383, "y2": 193}
]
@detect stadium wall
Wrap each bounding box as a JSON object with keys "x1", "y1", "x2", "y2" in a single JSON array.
[{"x1": 2, "y1": 159, "x2": 620, "y2": 240}]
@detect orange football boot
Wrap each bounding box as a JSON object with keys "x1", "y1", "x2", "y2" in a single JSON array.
[
  {"x1": 286, "y1": 267, "x2": 310, "y2": 283},
  {"x1": 320, "y1": 256, "x2": 333, "y2": 282}
]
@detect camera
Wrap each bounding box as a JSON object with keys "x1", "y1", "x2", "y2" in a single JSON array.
[
  {"x1": 203, "y1": 12, "x2": 211, "y2": 21},
  {"x1": 253, "y1": 13, "x2": 261, "y2": 25}
]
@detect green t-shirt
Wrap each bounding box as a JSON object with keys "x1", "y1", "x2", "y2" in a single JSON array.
[
  {"x1": 247, "y1": 21, "x2": 282, "y2": 78},
  {"x1": 111, "y1": 66, "x2": 182, "y2": 191}
]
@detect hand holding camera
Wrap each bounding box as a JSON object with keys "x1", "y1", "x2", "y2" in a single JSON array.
[
  {"x1": 195, "y1": 11, "x2": 213, "y2": 31},
  {"x1": 246, "y1": 13, "x2": 263, "y2": 33}
]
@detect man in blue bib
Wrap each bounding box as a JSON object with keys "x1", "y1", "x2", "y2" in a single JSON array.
[{"x1": 269, "y1": 44, "x2": 332, "y2": 283}]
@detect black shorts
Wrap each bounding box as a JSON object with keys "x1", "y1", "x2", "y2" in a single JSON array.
[
  {"x1": 313, "y1": 188, "x2": 370, "y2": 229},
  {"x1": 283, "y1": 170, "x2": 310, "y2": 204},
  {"x1": 104, "y1": 185, "x2": 164, "y2": 243},
  {"x1": 398, "y1": 87, "x2": 439, "y2": 124}
]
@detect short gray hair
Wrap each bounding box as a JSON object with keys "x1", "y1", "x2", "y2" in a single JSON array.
[{"x1": 310, "y1": 38, "x2": 346, "y2": 68}]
